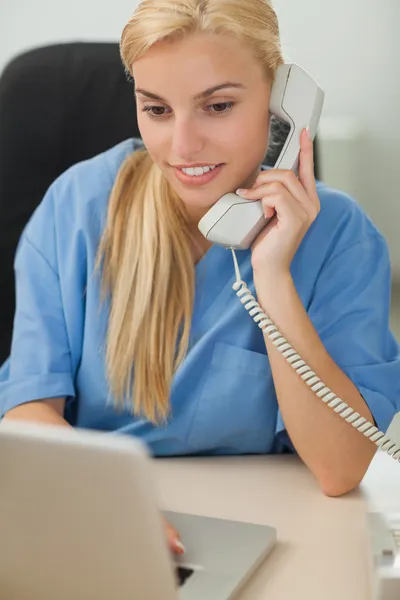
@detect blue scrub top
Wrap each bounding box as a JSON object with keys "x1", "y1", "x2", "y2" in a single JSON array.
[{"x1": 1, "y1": 138, "x2": 399, "y2": 456}]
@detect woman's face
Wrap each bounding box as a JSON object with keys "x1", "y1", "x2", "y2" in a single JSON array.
[{"x1": 132, "y1": 32, "x2": 271, "y2": 223}]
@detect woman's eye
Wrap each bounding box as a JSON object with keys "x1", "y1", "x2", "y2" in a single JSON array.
[
  {"x1": 141, "y1": 106, "x2": 168, "y2": 118},
  {"x1": 207, "y1": 102, "x2": 234, "y2": 114},
  {"x1": 141, "y1": 102, "x2": 234, "y2": 119}
]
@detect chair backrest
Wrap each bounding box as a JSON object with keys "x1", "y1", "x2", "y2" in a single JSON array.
[
  {"x1": 0, "y1": 42, "x2": 138, "y2": 363},
  {"x1": 0, "y1": 42, "x2": 320, "y2": 364}
]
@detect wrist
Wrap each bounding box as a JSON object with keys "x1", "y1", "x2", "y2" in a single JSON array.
[{"x1": 253, "y1": 268, "x2": 295, "y2": 307}]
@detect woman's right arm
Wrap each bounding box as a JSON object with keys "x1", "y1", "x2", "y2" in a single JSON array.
[{"x1": 2, "y1": 398, "x2": 69, "y2": 427}]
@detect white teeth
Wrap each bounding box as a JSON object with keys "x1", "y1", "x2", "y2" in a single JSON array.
[{"x1": 181, "y1": 165, "x2": 218, "y2": 176}]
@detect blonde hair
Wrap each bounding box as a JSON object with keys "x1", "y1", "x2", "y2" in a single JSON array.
[{"x1": 97, "y1": 0, "x2": 284, "y2": 423}]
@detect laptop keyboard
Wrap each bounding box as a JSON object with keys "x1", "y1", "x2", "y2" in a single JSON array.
[{"x1": 176, "y1": 566, "x2": 194, "y2": 587}]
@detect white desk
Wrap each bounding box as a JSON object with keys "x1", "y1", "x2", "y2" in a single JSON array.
[{"x1": 154, "y1": 451, "x2": 400, "y2": 600}]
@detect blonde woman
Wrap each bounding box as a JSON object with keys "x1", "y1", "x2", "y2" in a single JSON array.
[{"x1": 1, "y1": 0, "x2": 399, "y2": 553}]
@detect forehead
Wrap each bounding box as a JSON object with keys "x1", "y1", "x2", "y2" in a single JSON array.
[{"x1": 132, "y1": 32, "x2": 263, "y2": 91}]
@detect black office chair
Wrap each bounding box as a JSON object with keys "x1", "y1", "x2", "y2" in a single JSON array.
[{"x1": 0, "y1": 42, "x2": 320, "y2": 364}]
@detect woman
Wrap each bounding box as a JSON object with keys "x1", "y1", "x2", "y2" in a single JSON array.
[{"x1": 1, "y1": 0, "x2": 399, "y2": 553}]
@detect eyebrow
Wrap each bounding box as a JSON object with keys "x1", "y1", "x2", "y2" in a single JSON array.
[{"x1": 134, "y1": 82, "x2": 246, "y2": 102}]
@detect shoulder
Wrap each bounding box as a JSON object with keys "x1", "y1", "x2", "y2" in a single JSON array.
[
  {"x1": 259, "y1": 165, "x2": 382, "y2": 253},
  {"x1": 30, "y1": 137, "x2": 143, "y2": 234},
  {"x1": 52, "y1": 137, "x2": 140, "y2": 197},
  {"x1": 20, "y1": 138, "x2": 145, "y2": 268},
  {"x1": 306, "y1": 180, "x2": 385, "y2": 261},
  {"x1": 288, "y1": 179, "x2": 392, "y2": 298},
  {"x1": 259, "y1": 164, "x2": 387, "y2": 262}
]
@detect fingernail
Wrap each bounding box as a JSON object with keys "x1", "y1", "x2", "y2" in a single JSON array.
[
  {"x1": 305, "y1": 127, "x2": 311, "y2": 139},
  {"x1": 174, "y1": 539, "x2": 186, "y2": 554},
  {"x1": 264, "y1": 207, "x2": 274, "y2": 219},
  {"x1": 236, "y1": 188, "x2": 247, "y2": 195}
]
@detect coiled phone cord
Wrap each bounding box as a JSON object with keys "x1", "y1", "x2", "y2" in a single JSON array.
[{"x1": 230, "y1": 248, "x2": 400, "y2": 462}]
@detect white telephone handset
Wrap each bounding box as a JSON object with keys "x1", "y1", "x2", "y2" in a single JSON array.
[
  {"x1": 198, "y1": 64, "x2": 400, "y2": 470},
  {"x1": 198, "y1": 64, "x2": 324, "y2": 249}
]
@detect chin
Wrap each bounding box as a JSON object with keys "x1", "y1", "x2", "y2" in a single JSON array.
[{"x1": 180, "y1": 194, "x2": 219, "y2": 210}]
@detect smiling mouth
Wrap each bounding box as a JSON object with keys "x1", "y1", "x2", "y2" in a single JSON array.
[{"x1": 171, "y1": 163, "x2": 225, "y2": 185}]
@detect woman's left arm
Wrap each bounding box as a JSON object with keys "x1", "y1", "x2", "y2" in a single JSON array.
[
  {"x1": 237, "y1": 129, "x2": 378, "y2": 497},
  {"x1": 257, "y1": 271, "x2": 375, "y2": 497}
]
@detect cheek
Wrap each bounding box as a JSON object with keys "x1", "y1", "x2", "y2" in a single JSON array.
[
  {"x1": 136, "y1": 115, "x2": 162, "y2": 152},
  {"x1": 248, "y1": 112, "x2": 270, "y2": 154},
  {"x1": 226, "y1": 110, "x2": 270, "y2": 158}
]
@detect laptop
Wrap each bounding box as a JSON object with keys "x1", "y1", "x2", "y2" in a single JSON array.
[{"x1": 0, "y1": 421, "x2": 276, "y2": 600}]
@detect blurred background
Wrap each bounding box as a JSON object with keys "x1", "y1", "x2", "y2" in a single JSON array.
[{"x1": 1, "y1": 0, "x2": 400, "y2": 436}]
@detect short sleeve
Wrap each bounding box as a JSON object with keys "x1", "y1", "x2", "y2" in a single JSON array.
[
  {"x1": 0, "y1": 140, "x2": 136, "y2": 420},
  {"x1": 310, "y1": 233, "x2": 400, "y2": 433},
  {"x1": 279, "y1": 232, "x2": 400, "y2": 453},
  {"x1": 0, "y1": 233, "x2": 75, "y2": 418}
]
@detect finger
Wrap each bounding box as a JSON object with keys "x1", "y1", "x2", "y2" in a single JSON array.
[
  {"x1": 237, "y1": 171, "x2": 309, "y2": 209},
  {"x1": 243, "y1": 138, "x2": 319, "y2": 213},
  {"x1": 237, "y1": 180, "x2": 295, "y2": 200},
  {"x1": 164, "y1": 517, "x2": 186, "y2": 555},
  {"x1": 263, "y1": 205, "x2": 275, "y2": 219},
  {"x1": 252, "y1": 168, "x2": 305, "y2": 197},
  {"x1": 298, "y1": 128, "x2": 318, "y2": 201},
  {"x1": 237, "y1": 180, "x2": 314, "y2": 220},
  {"x1": 261, "y1": 192, "x2": 307, "y2": 223}
]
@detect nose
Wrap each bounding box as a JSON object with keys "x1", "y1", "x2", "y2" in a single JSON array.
[{"x1": 171, "y1": 117, "x2": 205, "y2": 162}]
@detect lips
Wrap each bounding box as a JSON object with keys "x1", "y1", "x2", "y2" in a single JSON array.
[{"x1": 172, "y1": 163, "x2": 224, "y2": 186}]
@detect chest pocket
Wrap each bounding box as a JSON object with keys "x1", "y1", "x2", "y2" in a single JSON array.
[{"x1": 185, "y1": 341, "x2": 277, "y2": 454}]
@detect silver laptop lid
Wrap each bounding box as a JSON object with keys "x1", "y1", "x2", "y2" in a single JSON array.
[{"x1": 0, "y1": 421, "x2": 179, "y2": 600}]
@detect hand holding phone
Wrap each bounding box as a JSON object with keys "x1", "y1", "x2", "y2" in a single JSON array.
[{"x1": 237, "y1": 127, "x2": 320, "y2": 275}]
